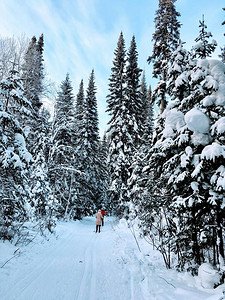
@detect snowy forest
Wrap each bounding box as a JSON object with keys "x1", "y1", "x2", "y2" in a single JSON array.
[{"x1": 0, "y1": 0, "x2": 225, "y2": 285}]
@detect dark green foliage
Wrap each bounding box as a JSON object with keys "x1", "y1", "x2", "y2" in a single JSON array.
[{"x1": 148, "y1": 0, "x2": 181, "y2": 113}]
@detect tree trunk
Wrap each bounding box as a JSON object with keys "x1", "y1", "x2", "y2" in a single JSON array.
[
  {"x1": 212, "y1": 226, "x2": 217, "y2": 265},
  {"x1": 160, "y1": 70, "x2": 166, "y2": 114},
  {"x1": 64, "y1": 171, "x2": 74, "y2": 219},
  {"x1": 217, "y1": 207, "x2": 224, "y2": 267}
]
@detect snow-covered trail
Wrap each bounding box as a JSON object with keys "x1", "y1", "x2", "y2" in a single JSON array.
[
  {"x1": 0, "y1": 217, "x2": 223, "y2": 300},
  {"x1": 0, "y1": 218, "x2": 134, "y2": 300}
]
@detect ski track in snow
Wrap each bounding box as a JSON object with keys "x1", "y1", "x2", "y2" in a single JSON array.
[
  {"x1": 0, "y1": 217, "x2": 222, "y2": 300},
  {"x1": 75, "y1": 233, "x2": 97, "y2": 300},
  {"x1": 2, "y1": 223, "x2": 80, "y2": 300}
]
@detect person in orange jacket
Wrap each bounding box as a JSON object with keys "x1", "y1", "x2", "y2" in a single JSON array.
[{"x1": 100, "y1": 209, "x2": 107, "y2": 226}]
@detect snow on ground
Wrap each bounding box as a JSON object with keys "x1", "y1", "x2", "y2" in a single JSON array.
[{"x1": 0, "y1": 217, "x2": 224, "y2": 300}]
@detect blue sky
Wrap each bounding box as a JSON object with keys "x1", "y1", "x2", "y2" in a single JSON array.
[{"x1": 0, "y1": 0, "x2": 224, "y2": 135}]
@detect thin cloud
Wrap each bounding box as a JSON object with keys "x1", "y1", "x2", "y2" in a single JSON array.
[{"x1": 0, "y1": 0, "x2": 223, "y2": 135}]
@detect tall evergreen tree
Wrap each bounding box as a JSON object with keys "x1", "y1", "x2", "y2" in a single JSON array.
[
  {"x1": 148, "y1": 0, "x2": 181, "y2": 113},
  {"x1": 49, "y1": 73, "x2": 75, "y2": 218},
  {"x1": 106, "y1": 32, "x2": 127, "y2": 216},
  {"x1": 20, "y1": 35, "x2": 54, "y2": 225},
  {"x1": 82, "y1": 70, "x2": 101, "y2": 212},
  {"x1": 107, "y1": 33, "x2": 143, "y2": 217},
  {"x1": 71, "y1": 71, "x2": 102, "y2": 217},
  {"x1": 126, "y1": 35, "x2": 142, "y2": 145},
  {"x1": 0, "y1": 67, "x2": 33, "y2": 240},
  {"x1": 72, "y1": 79, "x2": 87, "y2": 219}
]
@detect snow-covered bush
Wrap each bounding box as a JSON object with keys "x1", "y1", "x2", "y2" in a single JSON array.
[{"x1": 198, "y1": 263, "x2": 220, "y2": 288}]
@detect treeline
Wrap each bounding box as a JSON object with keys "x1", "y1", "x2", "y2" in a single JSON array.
[
  {"x1": 0, "y1": 34, "x2": 109, "y2": 241},
  {"x1": 0, "y1": 0, "x2": 224, "y2": 278}
]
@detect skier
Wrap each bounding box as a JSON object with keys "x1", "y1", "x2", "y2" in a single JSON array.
[
  {"x1": 96, "y1": 209, "x2": 103, "y2": 233},
  {"x1": 101, "y1": 209, "x2": 107, "y2": 226}
]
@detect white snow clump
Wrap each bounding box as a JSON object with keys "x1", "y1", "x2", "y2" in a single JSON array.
[
  {"x1": 201, "y1": 142, "x2": 225, "y2": 162},
  {"x1": 202, "y1": 59, "x2": 225, "y2": 106},
  {"x1": 185, "y1": 108, "x2": 210, "y2": 134},
  {"x1": 163, "y1": 108, "x2": 185, "y2": 137},
  {"x1": 211, "y1": 117, "x2": 225, "y2": 135}
]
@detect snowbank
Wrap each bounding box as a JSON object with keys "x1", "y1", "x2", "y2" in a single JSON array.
[{"x1": 198, "y1": 263, "x2": 220, "y2": 289}]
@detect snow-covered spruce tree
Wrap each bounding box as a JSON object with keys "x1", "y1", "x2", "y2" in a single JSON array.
[
  {"x1": 49, "y1": 73, "x2": 76, "y2": 218},
  {"x1": 0, "y1": 68, "x2": 33, "y2": 240},
  {"x1": 106, "y1": 32, "x2": 127, "y2": 216},
  {"x1": 81, "y1": 70, "x2": 102, "y2": 214},
  {"x1": 192, "y1": 16, "x2": 217, "y2": 59},
  {"x1": 126, "y1": 35, "x2": 142, "y2": 145},
  {"x1": 178, "y1": 58, "x2": 225, "y2": 270},
  {"x1": 107, "y1": 33, "x2": 139, "y2": 218},
  {"x1": 145, "y1": 46, "x2": 196, "y2": 269},
  {"x1": 125, "y1": 36, "x2": 147, "y2": 220},
  {"x1": 148, "y1": 0, "x2": 181, "y2": 113},
  {"x1": 67, "y1": 72, "x2": 102, "y2": 219},
  {"x1": 146, "y1": 55, "x2": 225, "y2": 271},
  {"x1": 21, "y1": 34, "x2": 55, "y2": 228},
  {"x1": 71, "y1": 79, "x2": 87, "y2": 219}
]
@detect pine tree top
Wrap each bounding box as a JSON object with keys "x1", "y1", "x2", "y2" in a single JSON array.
[{"x1": 192, "y1": 15, "x2": 217, "y2": 59}]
